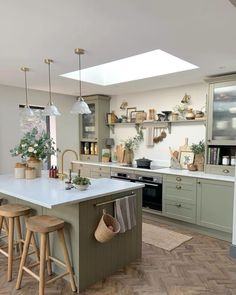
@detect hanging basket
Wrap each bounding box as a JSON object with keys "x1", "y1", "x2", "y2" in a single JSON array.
[{"x1": 94, "y1": 213, "x2": 120, "y2": 243}]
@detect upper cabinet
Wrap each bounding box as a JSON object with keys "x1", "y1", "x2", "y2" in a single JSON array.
[
  {"x1": 205, "y1": 75, "x2": 236, "y2": 176},
  {"x1": 79, "y1": 95, "x2": 110, "y2": 162}
]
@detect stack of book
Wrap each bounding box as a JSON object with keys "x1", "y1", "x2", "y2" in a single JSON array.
[{"x1": 207, "y1": 147, "x2": 220, "y2": 165}]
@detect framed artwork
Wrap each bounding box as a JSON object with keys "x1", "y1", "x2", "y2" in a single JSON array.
[
  {"x1": 126, "y1": 107, "x2": 136, "y2": 122},
  {"x1": 130, "y1": 111, "x2": 138, "y2": 123},
  {"x1": 179, "y1": 151, "x2": 195, "y2": 169}
]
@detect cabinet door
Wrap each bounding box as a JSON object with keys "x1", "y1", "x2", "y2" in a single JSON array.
[
  {"x1": 197, "y1": 179, "x2": 234, "y2": 233},
  {"x1": 80, "y1": 100, "x2": 98, "y2": 141},
  {"x1": 207, "y1": 80, "x2": 236, "y2": 145}
]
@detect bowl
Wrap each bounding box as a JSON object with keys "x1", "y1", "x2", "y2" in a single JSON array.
[{"x1": 74, "y1": 184, "x2": 89, "y2": 191}]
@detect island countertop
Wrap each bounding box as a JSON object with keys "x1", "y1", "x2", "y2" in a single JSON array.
[{"x1": 0, "y1": 174, "x2": 144, "y2": 209}]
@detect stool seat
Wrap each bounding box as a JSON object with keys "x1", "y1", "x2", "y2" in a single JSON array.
[
  {"x1": 0, "y1": 204, "x2": 31, "y2": 218},
  {"x1": 26, "y1": 215, "x2": 64, "y2": 233}
]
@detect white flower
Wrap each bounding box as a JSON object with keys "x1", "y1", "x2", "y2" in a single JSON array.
[
  {"x1": 33, "y1": 150, "x2": 37, "y2": 154},
  {"x1": 34, "y1": 144, "x2": 38, "y2": 147},
  {"x1": 21, "y1": 144, "x2": 26, "y2": 147},
  {"x1": 28, "y1": 147, "x2": 34, "y2": 152},
  {"x1": 15, "y1": 151, "x2": 18, "y2": 155}
]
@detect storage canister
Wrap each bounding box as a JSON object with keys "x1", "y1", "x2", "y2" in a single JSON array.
[
  {"x1": 222, "y1": 156, "x2": 230, "y2": 166},
  {"x1": 231, "y1": 156, "x2": 236, "y2": 166},
  {"x1": 25, "y1": 167, "x2": 36, "y2": 179},
  {"x1": 15, "y1": 163, "x2": 26, "y2": 179}
]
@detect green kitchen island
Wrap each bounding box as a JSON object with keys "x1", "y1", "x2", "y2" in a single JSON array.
[{"x1": 0, "y1": 174, "x2": 144, "y2": 292}]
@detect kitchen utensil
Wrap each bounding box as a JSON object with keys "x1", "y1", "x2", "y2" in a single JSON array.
[
  {"x1": 153, "y1": 128, "x2": 160, "y2": 143},
  {"x1": 173, "y1": 150, "x2": 179, "y2": 159},
  {"x1": 116, "y1": 145, "x2": 125, "y2": 163},
  {"x1": 160, "y1": 130, "x2": 167, "y2": 138},
  {"x1": 135, "y1": 157, "x2": 152, "y2": 169}
]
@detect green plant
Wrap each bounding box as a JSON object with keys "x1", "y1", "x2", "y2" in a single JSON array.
[
  {"x1": 123, "y1": 128, "x2": 144, "y2": 150},
  {"x1": 10, "y1": 127, "x2": 58, "y2": 160},
  {"x1": 191, "y1": 140, "x2": 205, "y2": 155},
  {"x1": 72, "y1": 176, "x2": 91, "y2": 186}
]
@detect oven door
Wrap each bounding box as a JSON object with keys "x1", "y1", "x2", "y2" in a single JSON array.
[{"x1": 136, "y1": 180, "x2": 162, "y2": 211}]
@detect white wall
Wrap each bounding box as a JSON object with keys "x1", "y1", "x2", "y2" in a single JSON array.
[
  {"x1": 110, "y1": 83, "x2": 208, "y2": 166},
  {"x1": 0, "y1": 84, "x2": 79, "y2": 174}
]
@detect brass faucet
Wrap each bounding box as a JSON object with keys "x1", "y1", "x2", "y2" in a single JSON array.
[{"x1": 58, "y1": 149, "x2": 79, "y2": 180}]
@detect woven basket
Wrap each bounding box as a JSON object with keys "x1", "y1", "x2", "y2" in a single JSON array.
[{"x1": 94, "y1": 213, "x2": 120, "y2": 243}]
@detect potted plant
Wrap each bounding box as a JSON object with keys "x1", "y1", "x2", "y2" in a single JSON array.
[
  {"x1": 191, "y1": 140, "x2": 205, "y2": 171},
  {"x1": 10, "y1": 127, "x2": 57, "y2": 177},
  {"x1": 72, "y1": 175, "x2": 91, "y2": 191},
  {"x1": 123, "y1": 130, "x2": 143, "y2": 165}
]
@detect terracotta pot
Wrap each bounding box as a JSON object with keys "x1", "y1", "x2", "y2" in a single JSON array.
[{"x1": 27, "y1": 156, "x2": 42, "y2": 177}]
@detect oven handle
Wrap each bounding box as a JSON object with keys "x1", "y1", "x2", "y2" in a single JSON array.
[{"x1": 135, "y1": 181, "x2": 160, "y2": 187}]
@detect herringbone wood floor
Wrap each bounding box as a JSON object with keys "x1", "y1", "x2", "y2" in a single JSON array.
[{"x1": 1, "y1": 215, "x2": 236, "y2": 295}]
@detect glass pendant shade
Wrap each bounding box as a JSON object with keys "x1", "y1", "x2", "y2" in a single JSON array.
[
  {"x1": 20, "y1": 67, "x2": 34, "y2": 118},
  {"x1": 43, "y1": 58, "x2": 61, "y2": 116},
  {"x1": 70, "y1": 48, "x2": 91, "y2": 114},
  {"x1": 70, "y1": 97, "x2": 91, "y2": 114}
]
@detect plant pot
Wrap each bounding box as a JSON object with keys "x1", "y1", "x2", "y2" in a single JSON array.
[
  {"x1": 194, "y1": 154, "x2": 204, "y2": 171},
  {"x1": 74, "y1": 184, "x2": 89, "y2": 191},
  {"x1": 125, "y1": 149, "x2": 134, "y2": 165},
  {"x1": 27, "y1": 156, "x2": 42, "y2": 177}
]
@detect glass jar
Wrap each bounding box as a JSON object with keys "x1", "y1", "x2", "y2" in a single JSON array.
[
  {"x1": 230, "y1": 156, "x2": 236, "y2": 166},
  {"x1": 222, "y1": 156, "x2": 230, "y2": 165}
]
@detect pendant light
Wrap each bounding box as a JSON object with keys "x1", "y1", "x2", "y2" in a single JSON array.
[
  {"x1": 42, "y1": 59, "x2": 61, "y2": 116},
  {"x1": 20, "y1": 67, "x2": 34, "y2": 117},
  {"x1": 70, "y1": 48, "x2": 91, "y2": 114}
]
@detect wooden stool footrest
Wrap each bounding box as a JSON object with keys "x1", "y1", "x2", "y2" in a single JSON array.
[
  {"x1": 23, "y1": 266, "x2": 40, "y2": 281},
  {"x1": 27, "y1": 261, "x2": 40, "y2": 269},
  {"x1": 46, "y1": 272, "x2": 69, "y2": 285},
  {"x1": 49, "y1": 256, "x2": 66, "y2": 268}
]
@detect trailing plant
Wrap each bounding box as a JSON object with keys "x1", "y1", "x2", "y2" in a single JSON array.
[
  {"x1": 191, "y1": 140, "x2": 205, "y2": 155},
  {"x1": 123, "y1": 127, "x2": 144, "y2": 151}
]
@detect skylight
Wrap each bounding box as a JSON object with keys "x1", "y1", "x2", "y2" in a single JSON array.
[{"x1": 61, "y1": 49, "x2": 198, "y2": 86}]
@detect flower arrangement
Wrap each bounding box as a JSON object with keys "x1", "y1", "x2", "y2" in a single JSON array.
[{"x1": 10, "y1": 127, "x2": 57, "y2": 160}]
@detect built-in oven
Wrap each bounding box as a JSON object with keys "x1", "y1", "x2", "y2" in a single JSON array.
[{"x1": 110, "y1": 171, "x2": 163, "y2": 211}]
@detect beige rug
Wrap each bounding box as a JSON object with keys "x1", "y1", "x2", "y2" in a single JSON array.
[{"x1": 142, "y1": 222, "x2": 192, "y2": 251}]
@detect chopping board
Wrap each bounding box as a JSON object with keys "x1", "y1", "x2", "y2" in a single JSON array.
[
  {"x1": 178, "y1": 138, "x2": 191, "y2": 160},
  {"x1": 116, "y1": 144, "x2": 125, "y2": 163}
]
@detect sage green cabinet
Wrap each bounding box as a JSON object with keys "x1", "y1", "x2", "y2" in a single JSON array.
[
  {"x1": 79, "y1": 95, "x2": 110, "y2": 162},
  {"x1": 205, "y1": 74, "x2": 236, "y2": 176},
  {"x1": 72, "y1": 162, "x2": 111, "y2": 178},
  {"x1": 163, "y1": 175, "x2": 197, "y2": 224},
  {"x1": 196, "y1": 179, "x2": 234, "y2": 233}
]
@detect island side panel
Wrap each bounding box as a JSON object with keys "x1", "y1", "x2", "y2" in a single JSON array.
[{"x1": 78, "y1": 188, "x2": 142, "y2": 292}]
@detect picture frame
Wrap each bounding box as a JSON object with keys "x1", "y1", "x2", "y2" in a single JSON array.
[
  {"x1": 126, "y1": 107, "x2": 136, "y2": 122},
  {"x1": 130, "y1": 111, "x2": 138, "y2": 123},
  {"x1": 179, "y1": 151, "x2": 195, "y2": 169}
]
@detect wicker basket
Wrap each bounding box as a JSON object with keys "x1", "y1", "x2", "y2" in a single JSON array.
[{"x1": 94, "y1": 213, "x2": 120, "y2": 243}]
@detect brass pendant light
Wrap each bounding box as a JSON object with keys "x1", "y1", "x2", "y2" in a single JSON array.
[
  {"x1": 70, "y1": 48, "x2": 91, "y2": 114},
  {"x1": 43, "y1": 59, "x2": 61, "y2": 116},
  {"x1": 20, "y1": 67, "x2": 34, "y2": 117}
]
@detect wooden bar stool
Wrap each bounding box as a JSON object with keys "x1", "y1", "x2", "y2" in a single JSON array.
[
  {"x1": 0, "y1": 204, "x2": 39, "y2": 281},
  {"x1": 16, "y1": 215, "x2": 77, "y2": 295}
]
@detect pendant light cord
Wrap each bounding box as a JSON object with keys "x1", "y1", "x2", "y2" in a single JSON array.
[
  {"x1": 48, "y1": 62, "x2": 52, "y2": 105},
  {"x1": 24, "y1": 70, "x2": 29, "y2": 107},
  {"x1": 79, "y1": 53, "x2": 82, "y2": 101}
]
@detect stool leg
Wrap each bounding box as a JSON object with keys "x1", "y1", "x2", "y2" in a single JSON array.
[
  {"x1": 16, "y1": 229, "x2": 32, "y2": 290},
  {"x1": 31, "y1": 233, "x2": 40, "y2": 262},
  {"x1": 3, "y1": 217, "x2": 9, "y2": 235},
  {"x1": 39, "y1": 233, "x2": 47, "y2": 295},
  {"x1": 16, "y1": 217, "x2": 23, "y2": 255},
  {"x1": 46, "y1": 234, "x2": 52, "y2": 276},
  {"x1": 57, "y1": 229, "x2": 77, "y2": 292},
  {"x1": 8, "y1": 217, "x2": 14, "y2": 282},
  {"x1": 0, "y1": 216, "x2": 3, "y2": 236}
]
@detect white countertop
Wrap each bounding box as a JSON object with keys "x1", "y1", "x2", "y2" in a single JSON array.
[
  {"x1": 0, "y1": 174, "x2": 144, "y2": 209},
  {"x1": 72, "y1": 161, "x2": 235, "y2": 182}
]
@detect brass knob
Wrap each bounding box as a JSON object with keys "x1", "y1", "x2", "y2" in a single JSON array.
[
  {"x1": 176, "y1": 185, "x2": 182, "y2": 190},
  {"x1": 176, "y1": 176, "x2": 182, "y2": 182},
  {"x1": 223, "y1": 169, "x2": 229, "y2": 174},
  {"x1": 176, "y1": 204, "x2": 182, "y2": 208}
]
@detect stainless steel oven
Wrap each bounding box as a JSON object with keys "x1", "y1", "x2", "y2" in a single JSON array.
[{"x1": 111, "y1": 171, "x2": 163, "y2": 211}]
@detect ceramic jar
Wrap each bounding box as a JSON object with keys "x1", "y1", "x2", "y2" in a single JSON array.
[
  {"x1": 27, "y1": 156, "x2": 42, "y2": 177},
  {"x1": 171, "y1": 112, "x2": 179, "y2": 121},
  {"x1": 15, "y1": 163, "x2": 26, "y2": 179},
  {"x1": 25, "y1": 167, "x2": 36, "y2": 179},
  {"x1": 185, "y1": 108, "x2": 195, "y2": 120}
]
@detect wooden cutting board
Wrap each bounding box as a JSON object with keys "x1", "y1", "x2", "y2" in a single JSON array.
[
  {"x1": 178, "y1": 138, "x2": 191, "y2": 160},
  {"x1": 116, "y1": 144, "x2": 125, "y2": 163}
]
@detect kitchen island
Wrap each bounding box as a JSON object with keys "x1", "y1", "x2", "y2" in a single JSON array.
[{"x1": 0, "y1": 174, "x2": 144, "y2": 292}]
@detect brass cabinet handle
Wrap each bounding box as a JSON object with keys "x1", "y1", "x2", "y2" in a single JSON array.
[
  {"x1": 87, "y1": 156, "x2": 90, "y2": 160},
  {"x1": 176, "y1": 176, "x2": 182, "y2": 182},
  {"x1": 176, "y1": 204, "x2": 182, "y2": 208},
  {"x1": 223, "y1": 169, "x2": 229, "y2": 174},
  {"x1": 176, "y1": 185, "x2": 182, "y2": 190},
  {"x1": 197, "y1": 181, "x2": 201, "y2": 184},
  {"x1": 207, "y1": 139, "x2": 211, "y2": 143}
]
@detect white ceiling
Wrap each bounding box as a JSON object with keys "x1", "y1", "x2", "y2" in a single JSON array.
[{"x1": 0, "y1": 0, "x2": 236, "y2": 97}]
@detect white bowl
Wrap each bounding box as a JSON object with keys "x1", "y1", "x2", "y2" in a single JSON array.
[{"x1": 74, "y1": 184, "x2": 89, "y2": 191}]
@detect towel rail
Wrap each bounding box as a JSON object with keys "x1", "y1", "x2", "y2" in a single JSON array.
[{"x1": 94, "y1": 193, "x2": 136, "y2": 207}]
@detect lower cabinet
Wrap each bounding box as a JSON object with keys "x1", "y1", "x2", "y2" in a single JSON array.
[
  {"x1": 164, "y1": 200, "x2": 196, "y2": 224},
  {"x1": 72, "y1": 163, "x2": 111, "y2": 179},
  {"x1": 196, "y1": 179, "x2": 234, "y2": 233}
]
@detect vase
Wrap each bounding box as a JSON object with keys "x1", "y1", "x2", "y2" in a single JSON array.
[
  {"x1": 27, "y1": 156, "x2": 42, "y2": 177},
  {"x1": 185, "y1": 108, "x2": 195, "y2": 120},
  {"x1": 194, "y1": 154, "x2": 204, "y2": 171},
  {"x1": 125, "y1": 149, "x2": 134, "y2": 165}
]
